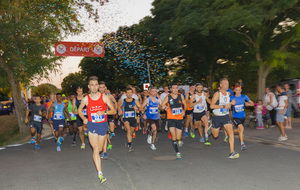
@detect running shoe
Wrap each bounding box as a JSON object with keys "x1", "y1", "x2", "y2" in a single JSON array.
[
  {"x1": 241, "y1": 144, "x2": 247, "y2": 151},
  {"x1": 278, "y1": 135, "x2": 288, "y2": 141},
  {"x1": 165, "y1": 124, "x2": 168, "y2": 132},
  {"x1": 183, "y1": 131, "x2": 188, "y2": 138},
  {"x1": 143, "y1": 128, "x2": 147, "y2": 134},
  {"x1": 63, "y1": 133, "x2": 67, "y2": 137},
  {"x1": 138, "y1": 125, "x2": 142, "y2": 130},
  {"x1": 101, "y1": 152, "x2": 108, "y2": 160},
  {"x1": 99, "y1": 174, "x2": 107, "y2": 184},
  {"x1": 150, "y1": 144, "x2": 156, "y2": 150},
  {"x1": 57, "y1": 146, "x2": 61, "y2": 152},
  {"x1": 111, "y1": 132, "x2": 115, "y2": 137},
  {"x1": 35, "y1": 144, "x2": 40, "y2": 149},
  {"x1": 224, "y1": 136, "x2": 229, "y2": 143},
  {"x1": 204, "y1": 139, "x2": 211, "y2": 146},
  {"x1": 229, "y1": 151, "x2": 239, "y2": 159},
  {"x1": 199, "y1": 137, "x2": 205, "y2": 142},
  {"x1": 31, "y1": 137, "x2": 36, "y2": 144},
  {"x1": 256, "y1": 126, "x2": 265, "y2": 130},
  {"x1": 176, "y1": 153, "x2": 182, "y2": 160},
  {"x1": 71, "y1": 141, "x2": 76, "y2": 146},
  {"x1": 121, "y1": 125, "x2": 124, "y2": 129},
  {"x1": 135, "y1": 126, "x2": 138, "y2": 132},
  {"x1": 178, "y1": 140, "x2": 184, "y2": 147},
  {"x1": 190, "y1": 129, "x2": 195, "y2": 139},
  {"x1": 207, "y1": 124, "x2": 212, "y2": 135},
  {"x1": 129, "y1": 146, "x2": 134, "y2": 152},
  {"x1": 118, "y1": 120, "x2": 120, "y2": 126},
  {"x1": 84, "y1": 132, "x2": 88, "y2": 137},
  {"x1": 114, "y1": 125, "x2": 117, "y2": 128},
  {"x1": 168, "y1": 132, "x2": 172, "y2": 139},
  {"x1": 147, "y1": 135, "x2": 152, "y2": 144},
  {"x1": 133, "y1": 133, "x2": 136, "y2": 138},
  {"x1": 81, "y1": 143, "x2": 85, "y2": 149},
  {"x1": 107, "y1": 144, "x2": 112, "y2": 150}
]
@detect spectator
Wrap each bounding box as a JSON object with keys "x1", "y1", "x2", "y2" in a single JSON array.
[
  {"x1": 264, "y1": 87, "x2": 278, "y2": 128},
  {"x1": 275, "y1": 84, "x2": 288, "y2": 141},
  {"x1": 254, "y1": 99, "x2": 264, "y2": 129},
  {"x1": 284, "y1": 83, "x2": 292, "y2": 129}
]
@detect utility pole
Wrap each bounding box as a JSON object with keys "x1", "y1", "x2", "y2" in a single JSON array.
[{"x1": 147, "y1": 61, "x2": 151, "y2": 85}]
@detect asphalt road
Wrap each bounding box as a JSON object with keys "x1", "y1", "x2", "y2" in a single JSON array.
[{"x1": 1, "y1": 127, "x2": 300, "y2": 190}]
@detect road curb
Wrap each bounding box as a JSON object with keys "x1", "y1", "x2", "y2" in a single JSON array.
[{"x1": 245, "y1": 136, "x2": 300, "y2": 151}]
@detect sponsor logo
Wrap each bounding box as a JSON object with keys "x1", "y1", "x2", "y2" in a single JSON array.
[
  {"x1": 90, "y1": 106, "x2": 103, "y2": 112},
  {"x1": 93, "y1": 45, "x2": 103, "y2": 55},
  {"x1": 56, "y1": 44, "x2": 66, "y2": 54}
]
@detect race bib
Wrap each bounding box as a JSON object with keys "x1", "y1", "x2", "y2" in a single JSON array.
[
  {"x1": 194, "y1": 105, "x2": 205, "y2": 112},
  {"x1": 91, "y1": 113, "x2": 105, "y2": 123},
  {"x1": 33, "y1": 114, "x2": 42, "y2": 122},
  {"x1": 172, "y1": 108, "x2": 182, "y2": 115},
  {"x1": 54, "y1": 113, "x2": 63, "y2": 120},
  {"x1": 125, "y1": 111, "x2": 135, "y2": 118},
  {"x1": 220, "y1": 108, "x2": 229, "y2": 114},
  {"x1": 234, "y1": 105, "x2": 244, "y2": 113},
  {"x1": 70, "y1": 112, "x2": 76, "y2": 118},
  {"x1": 83, "y1": 109, "x2": 87, "y2": 116},
  {"x1": 149, "y1": 107, "x2": 158, "y2": 114}
]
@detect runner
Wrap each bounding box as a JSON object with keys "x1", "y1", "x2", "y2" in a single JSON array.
[
  {"x1": 209, "y1": 78, "x2": 239, "y2": 159},
  {"x1": 161, "y1": 82, "x2": 187, "y2": 160},
  {"x1": 73, "y1": 86, "x2": 86, "y2": 149},
  {"x1": 160, "y1": 86, "x2": 169, "y2": 131},
  {"x1": 48, "y1": 93, "x2": 71, "y2": 152},
  {"x1": 142, "y1": 86, "x2": 162, "y2": 150},
  {"x1": 77, "y1": 77, "x2": 116, "y2": 184},
  {"x1": 184, "y1": 83, "x2": 195, "y2": 137},
  {"x1": 229, "y1": 85, "x2": 254, "y2": 150},
  {"x1": 118, "y1": 87, "x2": 142, "y2": 152},
  {"x1": 189, "y1": 83, "x2": 212, "y2": 145},
  {"x1": 47, "y1": 93, "x2": 56, "y2": 142},
  {"x1": 25, "y1": 95, "x2": 47, "y2": 149},
  {"x1": 105, "y1": 88, "x2": 117, "y2": 139},
  {"x1": 67, "y1": 93, "x2": 78, "y2": 146},
  {"x1": 275, "y1": 84, "x2": 288, "y2": 141}
]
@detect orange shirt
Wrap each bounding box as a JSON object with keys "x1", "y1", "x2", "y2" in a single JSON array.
[{"x1": 167, "y1": 93, "x2": 183, "y2": 120}]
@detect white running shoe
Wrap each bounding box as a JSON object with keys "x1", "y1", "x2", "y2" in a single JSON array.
[
  {"x1": 147, "y1": 135, "x2": 152, "y2": 144},
  {"x1": 278, "y1": 135, "x2": 288, "y2": 141},
  {"x1": 150, "y1": 144, "x2": 156, "y2": 150}
]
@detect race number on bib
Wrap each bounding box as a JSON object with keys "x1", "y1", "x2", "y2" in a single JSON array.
[
  {"x1": 195, "y1": 105, "x2": 205, "y2": 112},
  {"x1": 33, "y1": 114, "x2": 42, "y2": 122},
  {"x1": 70, "y1": 112, "x2": 76, "y2": 118},
  {"x1": 91, "y1": 113, "x2": 105, "y2": 123},
  {"x1": 54, "y1": 113, "x2": 63, "y2": 120},
  {"x1": 234, "y1": 105, "x2": 244, "y2": 112},
  {"x1": 83, "y1": 109, "x2": 87, "y2": 116},
  {"x1": 172, "y1": 108, "x2": 182, "y2": 115},
  {"x1": 149, "y1": 107, "x2": 159, "y2": 114},
  {"x1": 125, "y1": 111, "x2": 135, "y2": 118},
  {"x1": 220, "y1": 108, "x2": 229, "y2": 114}
]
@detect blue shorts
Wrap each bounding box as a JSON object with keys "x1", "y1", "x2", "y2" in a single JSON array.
[
  {"x1": 53, "y1": 119, "x2": 65, "y2": 132},
  {"x1": 87, "y1": 121, "x2": 108, "y2": 136},
  {"x1": 276, "y1": 109, "x2": 287, "y2": 123},
  {"x1": 285, "y1": 105, "x2": 292, "y2": 117}
]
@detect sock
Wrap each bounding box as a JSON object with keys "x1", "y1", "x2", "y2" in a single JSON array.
[
  {"x1": 73, "y1": 132, "x2": 76, "y2": 141},
  {"x1": 128, "y1": 142, "x2": 132, "y2": 146},
  {"x1": 98, "y1": 171, "x2": 103, "y2": 176},
  {"x1": 205, "y1": 134, "x2": 208, "y2": 139},
  {"x1": 172, "y1": 140, "x2": 179, "y2": 153},
  {"x1": 241, "y1": 142, "x2": 244, "y2": 145},
  {"x1": 185, "y1": 128, "x2": 188, "y2": 132}
]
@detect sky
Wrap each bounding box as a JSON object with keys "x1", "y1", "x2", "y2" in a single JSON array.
[{"x1": 32, "y1": 0, "x2": 154, "y2": 88}]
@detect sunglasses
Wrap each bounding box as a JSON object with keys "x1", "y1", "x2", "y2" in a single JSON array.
[{"x1": 235, "y1": 86, "x2": 242, "y2": 88}]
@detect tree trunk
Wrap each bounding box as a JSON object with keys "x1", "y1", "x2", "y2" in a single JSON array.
[
  {"x1": 1, "y1": 62, "x2": 29, "y2": 136},
  {"x1": 257, "y1": 64, "x2": 271, "y2": 100}
]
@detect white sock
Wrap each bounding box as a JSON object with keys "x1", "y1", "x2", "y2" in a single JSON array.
[
  {"x1": 98, "y1": 171, "x2": 103, "y2": 176},
  {"x1": 205, "y1": 134, "x2": 208, "y2": 139},
  {"x1": 185, "y1": 128, "x2": 188, "y2": 132}
]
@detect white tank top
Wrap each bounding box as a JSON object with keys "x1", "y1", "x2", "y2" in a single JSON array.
[
  {"x1": 213, "y1": 91, "x2": 230, "y2": 116},
  {"x1": 193, "y1": 93, "x2": 207, "y2": 113}
]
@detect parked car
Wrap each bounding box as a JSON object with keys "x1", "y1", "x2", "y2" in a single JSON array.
[
  {"x1": 270, "y1": 78, "x2": 300, "y2": 117},
  {"x1": 0, "y1": 101, "x2": 14, "y2": 115}
]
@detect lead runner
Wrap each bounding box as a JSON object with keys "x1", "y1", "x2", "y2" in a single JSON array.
[{"x1": 77, "y1": 76, "x2": 116, "y2": 184}]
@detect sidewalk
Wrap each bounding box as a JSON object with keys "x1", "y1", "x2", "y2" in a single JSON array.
[{"x1": 244, "y1": 118, "x2": 300, "y2": 150}]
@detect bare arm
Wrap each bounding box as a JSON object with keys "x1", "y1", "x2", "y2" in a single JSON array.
[
  {"x1": 25, "y1": 108, "x2": 30, "y2": 124},
  {"x1": 189, "y1": 94, "x2": 198, "y2": 108},
  {"x1": 210, "y1": 92, "x2": 221, "y2": 109},
  {"x1": 103, "y1": 94, "x2": 116, "y2": 115},
  {"x1": 47, "y1": 102, "x2": 55, "y2": 120},
  {"x1": 141, "y1": 97, "x2": 149, "y2": 111},
  {"x1": 117, "y1": 99, "x2": 123, "y2": 116},
  {"x1": 161, "y1": 96, "x2": 169, "y2": 110},
  {"x1": 181, "y1": 94, "x2": 187, "y2": 116}
]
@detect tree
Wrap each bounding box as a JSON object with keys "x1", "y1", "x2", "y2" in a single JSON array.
[
  {"x1": 200, "y1": 0, "x2": 300, "y2": 98},
  {"x1": 0, "y1": 0, "x2": 100, "y2": 135},
  {"x1": 31, "y1": 83, "x2": 59, "y2": 97},
  {"x1": 61, "y1": 73, "x2": 88, "y2": 95}
]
